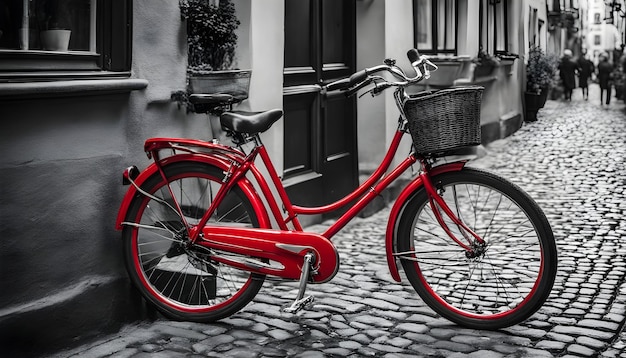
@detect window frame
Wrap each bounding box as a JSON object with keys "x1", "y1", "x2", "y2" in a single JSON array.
[
  {"x1": 479, "y1": 0, "x2": 509, "y2": 56},
  {"x1": 0, "y1": 0, "x2": 132, "y2": 82},
  {"x1": 413, "y1": 0, "x2": 458, "y2": 55}
]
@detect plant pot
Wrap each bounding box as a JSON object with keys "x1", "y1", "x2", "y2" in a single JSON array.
[
  {"x1": 473, "y1": 64, "x2": 496, "y2": 78},
  {"x1": 41, "y1": 29, "x2": 71, "y2": 51},
  {"x1": 539, "y1": 87, "x2": 549, "y2": 108},
  {"x1": 188, "y1": 70, "x2": 251, "y2": 100},
  {"x1": 524, "y1": 92, "x2": 543, "y2": 122}
]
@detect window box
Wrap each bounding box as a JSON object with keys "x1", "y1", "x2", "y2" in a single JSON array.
[
  {"x1": 420, "y1": 57, "x2": 471, "y2": 88},
  {"x1": 188, "y1": 70, "x2": 251, "y2": 100},
  {"x1": 453, "y1": 63, "x2": 497, "y2": 86},
  {"x1": 497, "y1": 53, "x2": 519, "y2": 74},
  {"x1": 473, "y1": 64, "x2": 496, "y2": 78}
]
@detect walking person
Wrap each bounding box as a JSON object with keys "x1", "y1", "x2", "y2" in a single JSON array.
[
  {"x1": 558, "y1": 49, "x2": 578, "y2": 101},
  {"x1": 577, "y1": 51, "x2": 595, "y2": 100},
  {"x1": 597, "y1": 53, "x2": 614, "y2": 106}
]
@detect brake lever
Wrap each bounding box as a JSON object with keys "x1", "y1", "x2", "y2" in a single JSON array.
[
  {"x1": 345, "y1": 78, "x2": 372, "y2": 97},
  {"x1": 412, "y1": 55, "x2": 438, "y2": 81},
  {"x1": 358, "y1": 80, "x2": 391, "y2": 98},
  {"x1": 422, "y1": 58, "x2": 438, "y2": 72},
  {"x1": 372, "y1": 82, "x2": 391, "y2": 96}
]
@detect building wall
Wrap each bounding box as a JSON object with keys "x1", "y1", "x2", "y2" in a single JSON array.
[
  {"x1": 0, "y1": 1, "x2": 199, "y2": 354},
  {"x1": 526, "y1": 0, "x2": 549, "y2": 53},
  {"x1": 244, "y1": 0, "x2": 284, "y2": 170},
  {"x1": 383, "y1": 0, "x2": 417, "y2": 165},
  {"x1": 355, "y1": 0, "x2": 415, "y2": 174},
  {"x1": 1, "y1": 0, "x2": 288, "y2": 352},
  {"x1": 355, "y1": 0, "x2": 525, "y2": 172},
  {"x1": 586, "y1": 0, "x2": 622, "y2": 63},
  {"x1": 356, "y1": 0, "x2": 387, "y2": 172}
]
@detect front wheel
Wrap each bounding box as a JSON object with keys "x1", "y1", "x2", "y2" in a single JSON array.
[
  {"x1": 122, "y1": 161, "x2": 266, "y2": 322},
  {"x1": 396, "y1": 167, "x2": 557, "y2": 330}
]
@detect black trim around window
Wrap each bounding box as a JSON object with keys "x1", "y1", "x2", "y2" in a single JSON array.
[{"x1": 0, "y1": 0, "x2": 132, "y2": 82}]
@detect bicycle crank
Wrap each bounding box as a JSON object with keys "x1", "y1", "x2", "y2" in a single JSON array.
[{"x1": 284, "y1": 252, "x2": 316, "y2": 313}]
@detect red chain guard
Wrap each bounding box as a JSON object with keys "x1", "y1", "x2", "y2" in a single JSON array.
[{"x1": 193, "y1": 226, "x2": 340, "y2": 283}]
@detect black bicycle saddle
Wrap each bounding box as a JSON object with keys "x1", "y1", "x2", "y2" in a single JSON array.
[{"x1": 220, "y1": 109, "x2": 283, "y2": 134}]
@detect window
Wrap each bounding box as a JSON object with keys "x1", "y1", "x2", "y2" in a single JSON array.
[
  {"x1": 479, "y1": 0, "x2": 509, "y2": 55},
  {"x1": 529, "y1": 7, "x2": 537, "y2": 47},
  {"x1": 414, "y1": 0, "x2": 457, "y2": 54},
  {"x1": 537, "y1": 19, "x2": 544, "y2": 49},
  {"x1": 594, "y1": 34, "x2": 601, "y2": 45},
  {"x1": 594, "y1": 13, "x2": 601, "y2": 24},
  {"x1": 0, "y1": 0, "x2": 132, "y2": 81}
]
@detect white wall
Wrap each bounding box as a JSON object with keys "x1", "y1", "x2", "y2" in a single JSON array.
[
  {"x1": 246, "y1": 0, "x2": 285, "y2": 171},
  {"x1": 355, "y1": 0, "x2": 415, "y2": 174},
  {"x1": 384, "y1": 0, "x2": 415, "y2": 165},
  {"x1": 356, "y1": 0, "x2": 386, "y2": 173}
]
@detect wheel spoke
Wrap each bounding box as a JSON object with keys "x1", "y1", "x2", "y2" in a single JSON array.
[
  {"x1": 397, "y1": 169, "x2": 556, "y2": 329},
  {"x1": 123, "y1": 162, "x2": 265, "y2": 321}
]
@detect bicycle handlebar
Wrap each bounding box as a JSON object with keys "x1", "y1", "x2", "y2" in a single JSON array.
[{"x1": 325, "y1": 48, "x2": 438, "y2": 97}]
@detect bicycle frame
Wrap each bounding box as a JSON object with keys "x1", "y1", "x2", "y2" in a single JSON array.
[
  {"x1": 116, "y1": 59, "x2": 485, "y2": 285},
  {"x1": 116, "y1": 52, "x2": 556, "y2": 329},
  {"x1": 116, "y1": 123, "x2": 479, "y2": 284}
]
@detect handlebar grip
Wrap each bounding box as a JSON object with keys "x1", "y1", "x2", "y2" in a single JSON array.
[
  {"x1": 407, "y1": 48, "x2": 420, "y2": 65},
  {"x1": 326, "y1": 78, "x2": 351, "y2": 91},
  {"x1": 349, "y1": 69, "x2": 368, "y2": 86}
]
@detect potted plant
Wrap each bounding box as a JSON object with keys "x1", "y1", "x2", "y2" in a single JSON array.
[
  {"x1": 39, "y1": 0, "x2": 72, "y2": 51},
  {"x1": 525, "y1": 46, "x2": 558, "y2": 121},
  {"x1": 472, "y1": 47, "x2": 500, "y2": 78},
  {"x1": 179, "y1": 0, "x2": 250, "y2": 100}
]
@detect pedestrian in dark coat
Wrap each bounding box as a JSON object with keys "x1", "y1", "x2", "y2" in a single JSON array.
[
  {"x1": 597, "y1": 53, "x2": 614, "y2": 106},
  {"x1": 559, "y1": 49, "x2": 578, "y2": 101},
  {"x1": 577, "y1": 52, "x2": 595, "y2": 100}
]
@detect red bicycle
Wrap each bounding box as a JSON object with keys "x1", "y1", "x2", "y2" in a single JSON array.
[{"x1": 115, "y1": 49, "x2": 557, "y2": 330}]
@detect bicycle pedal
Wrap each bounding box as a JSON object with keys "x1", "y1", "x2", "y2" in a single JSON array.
[{"x1": 283, "y1": 295, "x2": 314, "y2": 313}]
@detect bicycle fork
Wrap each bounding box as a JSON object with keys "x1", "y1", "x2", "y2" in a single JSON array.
[{"x1": 419, "y1": 170, "x2": 486, "y2": 254}]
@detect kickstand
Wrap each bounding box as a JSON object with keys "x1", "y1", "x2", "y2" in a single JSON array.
[{"x1": 283, "y1": 252, "x2": 315, "y2": 313}]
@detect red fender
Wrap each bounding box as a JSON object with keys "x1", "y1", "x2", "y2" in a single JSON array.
[
  {"x1": 115, "y1": 153, "x2": 271, "y2": 230},
  {"x1": 385, "y1": 161, "x2": 468, "y2": 282}
]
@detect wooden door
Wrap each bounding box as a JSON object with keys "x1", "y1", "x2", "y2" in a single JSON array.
[{"x1": 283, "y1": 0, "x2": 357, "y2": 212}]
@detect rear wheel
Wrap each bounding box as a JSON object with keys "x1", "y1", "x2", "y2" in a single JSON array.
[
  {"x1": 122, "y1": 161, "x2": 265, "y2": 322},
  {"x1": 396, "y1": 167, "x2": 557, "y2": 329}
]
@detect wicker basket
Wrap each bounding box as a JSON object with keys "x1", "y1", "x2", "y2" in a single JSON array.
[{"x1": 404, "y1": 86, "x2": 484, "y2": 155}]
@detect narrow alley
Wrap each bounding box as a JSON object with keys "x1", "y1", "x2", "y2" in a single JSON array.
[{"x1": 52, "y1": 85, "x2": 626, "y2": 357}]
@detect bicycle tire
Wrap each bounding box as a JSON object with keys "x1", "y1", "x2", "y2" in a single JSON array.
[
  {"x1": 122, "y1": 161, "x2": 266, "y2": 322},
  {"x1": 396, "y1": 167, "x2": 557, "y2": 330}
]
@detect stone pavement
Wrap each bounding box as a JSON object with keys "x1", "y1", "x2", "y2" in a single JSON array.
[{"x1": 52, "y1": 85, "x2": 626, "y2": 358}]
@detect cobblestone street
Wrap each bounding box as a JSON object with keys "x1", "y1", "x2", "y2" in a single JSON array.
[{"x1": 53, "y1": 85, "x2": 626, "y2": 358}]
